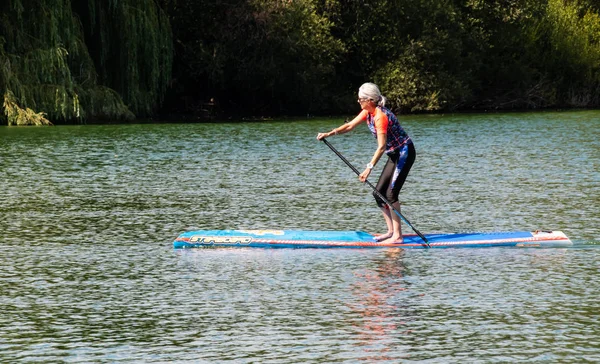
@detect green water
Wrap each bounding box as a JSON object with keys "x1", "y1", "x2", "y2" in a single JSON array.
[{"x1": 1, "y1": 111, "x2": 599, "y2": 362}]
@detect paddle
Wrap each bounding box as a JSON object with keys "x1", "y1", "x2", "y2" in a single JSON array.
[{"x1": 321, "y1": 138, "x2": 430, "y2": 247}]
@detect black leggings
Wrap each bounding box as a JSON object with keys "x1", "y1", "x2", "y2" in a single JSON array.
[{"x1": 373, "y1": 142, "x2": 415, "y2": 207}]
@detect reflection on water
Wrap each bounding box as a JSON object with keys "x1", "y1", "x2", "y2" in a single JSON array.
[
  {"x1": 349, "y1": 249, "x2": 411, "y2": 362},
  {"x1": 0, "y1": 111, "x2": 599, "y2": 362}
]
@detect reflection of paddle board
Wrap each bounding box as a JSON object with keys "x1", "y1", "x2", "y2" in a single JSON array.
[{"x1": 173, "y1": 230, "x2": 572, "y2": 249}]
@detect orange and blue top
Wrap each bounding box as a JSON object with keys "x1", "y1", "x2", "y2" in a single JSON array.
[{"x1": 359, "y1": 106, "x2": 410, "y2": 154}]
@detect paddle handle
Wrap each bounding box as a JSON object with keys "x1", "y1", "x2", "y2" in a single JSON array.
[{"x1": 321, "y1": 138, "x2": 430, "y2": 247}]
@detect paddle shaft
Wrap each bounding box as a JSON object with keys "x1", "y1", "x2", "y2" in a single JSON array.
[{"x1": 322, "y1": 138, "x2": 430, "y2": 247}]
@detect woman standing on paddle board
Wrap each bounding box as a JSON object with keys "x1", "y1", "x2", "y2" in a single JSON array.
[{"x1": 316, "y1": 83, "x2": 415, "y2": 244}]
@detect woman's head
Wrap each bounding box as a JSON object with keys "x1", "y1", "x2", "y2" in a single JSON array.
[{"x1": 358, "y1": 82, "x2": 386, "y2": 107}]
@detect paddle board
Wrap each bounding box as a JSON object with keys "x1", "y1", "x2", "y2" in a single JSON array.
[{"x1": 173, "y1": 229, "x2": 572, "y2": 249}]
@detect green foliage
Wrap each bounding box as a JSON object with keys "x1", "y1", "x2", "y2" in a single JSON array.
[
  {"x1": 3, "y1": 0, "x2": 600, "y2": 123},
  {"x1": 0, "y1": 0, "x2": 87, "y2": 125},
  {"x1": 80, "y1": 0, "x2": 173, "y2": 115},
  {"x1": 360, "y1": 0, "x2": 600, "y2": 111},
  {"x1": 3, "y1": 90, "x2": 52, "y2": 126},
  {"x1": 0, "y1": 0, "x2": 170, "y2": 125},
  {"x1": 534, "y1": 0, "x2": 600, "y2": 106},
  {"x1": 375, "y1": 41, "x2": 450, "y2": 112},
  {"x1": 163, "y1": 0, "x2": 344, "y2": 115},
  {"x1": 455, "y1": 0, "x2": 549, "y2": 109},
  {"x1": 245, "y1": 0, "x2": 345, "y2": 113},
  {"x1": 328, "y1": 0, "x2": 480, "y2": 112}
]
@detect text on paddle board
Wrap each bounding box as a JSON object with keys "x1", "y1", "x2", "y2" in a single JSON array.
[{"x1": 189, "y1": 236, "x2": 252, "y2": 244}]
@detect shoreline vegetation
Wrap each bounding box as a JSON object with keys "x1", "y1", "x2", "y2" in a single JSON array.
[{"x1": 1, "y1": 0, "x2": 600, "y2": 126}]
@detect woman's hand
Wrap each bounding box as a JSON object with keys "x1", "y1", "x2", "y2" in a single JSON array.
[
  {"x1": 316, "y1": 132, "x2": 330, "y2": 140},
  {"x1": 359, "y1": 168, "x2": 371, "y2": 182}
]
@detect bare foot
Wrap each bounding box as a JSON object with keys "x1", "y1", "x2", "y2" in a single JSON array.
[
  {"x1": 380, "y1": 235, "x2": 403, "y2": 244},
  {"x1": 373, "y1": 232, "x2": 393, "y2": 241}
]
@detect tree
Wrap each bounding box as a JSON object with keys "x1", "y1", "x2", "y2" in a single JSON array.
[
  {"x1": 0, "y1": 0, "x2": 172, "y2": 125},
  {"x1": 162, "y1": 0, "x2": 344, "y2": 116}
]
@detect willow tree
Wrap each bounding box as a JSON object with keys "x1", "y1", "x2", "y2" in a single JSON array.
[{"x1": 0, "y1": 0, "x2": 172, "y2": 125}]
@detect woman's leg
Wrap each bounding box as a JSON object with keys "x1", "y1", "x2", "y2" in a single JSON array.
[
  {"x1": 373, "y1": 155, "x2": 398, "y2": 241},
  {"x1": 380, "y1": 201, "x2": 402, "y2": 243},
  {"x1": 378, "y1": 143, "x2": 416, "y2": 244},
  {"x1": 374, "y1": 205, "x2": 394, "y2": 241}
]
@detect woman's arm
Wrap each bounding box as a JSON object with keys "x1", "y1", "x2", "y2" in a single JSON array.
[
  {"x1": 359, "y1": 131, "x2": 386, "y2": 182},
  {"x1": 316, "y1": 112, "x2": 366, "y2": 140}
]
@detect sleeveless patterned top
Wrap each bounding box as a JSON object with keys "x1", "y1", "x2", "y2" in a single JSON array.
[{"x1": 365, "y1": 106, "x2": 411, "y2": 154}]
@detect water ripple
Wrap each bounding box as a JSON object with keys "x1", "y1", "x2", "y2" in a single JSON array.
[{"x1": 1, "y1": 112, "x2": 599, "y2": 362}]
